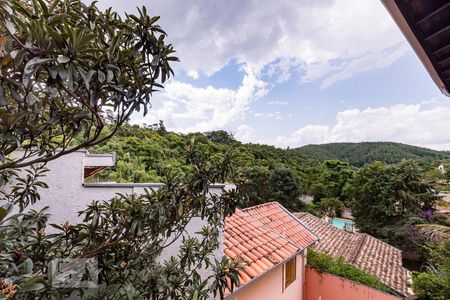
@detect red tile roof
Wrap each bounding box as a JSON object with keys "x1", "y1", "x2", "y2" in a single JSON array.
[
  {"x1": 224, "y1": 202, "x2": 318, "y2": 293},
  {"x1": 295, "y1": 212, "x2": 411, "y2": 297},
  {"x1": 243, "y1": 202, "x2": 319, "y2": 249}
]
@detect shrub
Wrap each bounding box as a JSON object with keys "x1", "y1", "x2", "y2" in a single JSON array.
[
  {"x1": 412, "y1": 240, "x2": 450, "y2": 300},
  {"x1": 307, "y1": 249, "x2": 391, "y2": 293}
]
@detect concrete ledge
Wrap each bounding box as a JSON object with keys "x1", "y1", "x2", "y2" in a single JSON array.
[
  {"x1": 82, "y1": 182, "x2": 164, "y2": 188},
  {"x1": 82, "y1": 182, "x2": 227, "y2": 188}
]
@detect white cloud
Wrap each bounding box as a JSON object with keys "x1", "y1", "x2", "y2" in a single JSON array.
[
  {"x1": 267, "y1": 103, "x2": 450, "y2": 150},
  {"x1": 97, "y1": 0, "x2": 407, "y2": 88},
  {"x1": 320, "y1": 44, "x2": 409, "y2": 89},
  {"x1": 131, "y1": 67, "x2": 268, "y2": 132},
  {"x1": 267, "y1": 100, "x2": 288, "y2": 105},
  {"x1": 187, "y1": 70, "x2": 199, "y2": 80},
  {"x1": 234, "y1": 125, "x2": 255, "y2": 143},
  {"x1": 253, "y1": 111, "x2": 284, "y2": 120}
]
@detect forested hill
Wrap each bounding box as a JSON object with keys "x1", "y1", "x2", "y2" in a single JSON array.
[
  {"x1": 89, "y1": 125, "x2": 450, "y2": 183},
  {"x1": 89, "y1": 125, "x2": 316, "y2": 183},
  {"x1": 297, "y1": 142, "x2": 450, "y2": 167}
]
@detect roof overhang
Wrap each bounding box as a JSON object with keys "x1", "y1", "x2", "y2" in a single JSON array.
[{"x1": 381, "y1": 0, "x2": 450, "y2": 96}]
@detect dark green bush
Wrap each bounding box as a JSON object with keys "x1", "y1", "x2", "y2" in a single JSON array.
[
  {"x1": 412, "y1": 240, "x2": 450, "y2": 300},
  {"x1": 412, "y1": 272, "x2": 449, "y2": 300}
]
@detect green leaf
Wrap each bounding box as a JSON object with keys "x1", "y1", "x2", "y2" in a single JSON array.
[
  {"x1": 20, "y1": 283, "x2": 45, "y2": 292},
  {"x1": 5, "y1": 20, "x2": 16, "y2": 35},
  {"x1": 24, "y1": 58, "x2": 51, "y2": 75},
  {"x1": 48, "y1": 66, "x2": 58, "y2": 79},
  {"x1": 0, "y1": 84, "x2": 6, "y2": 106},
  {"x1": 26, "y1": 94, "x2": 38, "y2": 106},
  {"x1": 21, "y1": 258, "x2": 34, "y2": 274},
  {"x1": 57, "y1": 55, "x2": 70, "y2": 64},
  {"x1": 97, "y1": 70, "x2": 106, "y2": 83},
  {"x1": 81, "y1": 70, "x2": 95, "y2": 90},
  {"x1": 192, "y1": 290, "x2": 199, "y2": 300},
  {"x1": 14, "y1": 50, "x2": 27, "y2": 67},
  {"x1": 151, "y1": 55, "x2": 159, "y2": 66},
  {"x1": 0, "y1": 207, "x2": 7, "y2": 221},
  {"x1": 47, "y1": 260, "x2": 57, "y2": 280},
  {"x1": 107, "y1": 69, "x2": 114, "y2": 83}
]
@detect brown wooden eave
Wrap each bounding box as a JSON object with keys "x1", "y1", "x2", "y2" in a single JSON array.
[{"x1": 393, "y1": 0, "x2": 450, "y2": 96}]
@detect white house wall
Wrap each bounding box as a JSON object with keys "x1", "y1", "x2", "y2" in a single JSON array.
[{"x1": 1, "y1": 150, "x2": 226, "y2": 297}]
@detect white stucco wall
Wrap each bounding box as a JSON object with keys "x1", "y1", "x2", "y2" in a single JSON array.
[{"x1": 1, "y1": 150, "x2": 227, "y2": 297}]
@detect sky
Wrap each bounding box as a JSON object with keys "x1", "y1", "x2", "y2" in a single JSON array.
[{"x1": 96, "y1": 0, "x2": 450, "y2": 150}]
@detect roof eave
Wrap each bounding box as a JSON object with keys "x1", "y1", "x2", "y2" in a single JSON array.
[
  {"x1": 224, "y1": 249, "x2": 303, "y2": 299},
  {"x1": 381, "y1": 0, "x2": 450, "y2": 97}
]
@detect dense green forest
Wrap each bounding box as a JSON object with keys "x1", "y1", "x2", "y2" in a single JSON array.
[
  {"x1": 90, "y1": 124, "x2": 450, "y2": 223},
  {"x1": 90, "y1": 125, "x2": 449, "y2": 183},
  {"x1": 89, "y1": 124, "x2": 318, "y2": 183},
  {"x1": 298, "y1": 142, "x2": 450, "y2": 167}
]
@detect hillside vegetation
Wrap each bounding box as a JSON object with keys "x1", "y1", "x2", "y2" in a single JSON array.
[
  {"x1": 89, "y1": 125, "x2": 316, "y2": 183},
  {"x1": 298, "y1": 142, "x2": 450, "y2": 167},
  {"x1": 90, "y1": 125, "x2": 450, "y2": 182}
]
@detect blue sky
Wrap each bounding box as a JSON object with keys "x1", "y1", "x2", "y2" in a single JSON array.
[{"x1": 97, "y1": 0, "x2": 450, "y2": 150}]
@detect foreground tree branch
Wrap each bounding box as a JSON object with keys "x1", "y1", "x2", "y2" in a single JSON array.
[{"x1": 0, "y1": 0, "x2": 178, "y2": 170}]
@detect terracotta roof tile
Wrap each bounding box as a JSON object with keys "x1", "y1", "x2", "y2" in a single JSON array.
[
  {"x1": 224, "y1": 210, "x2": 299, "y2": 291},
  {"x1": 295, "y1": 212, "x2": 411, "y2": 297},
  {"x1": 224, "y1": 203, "x2": 319, "y2": 294},
  {"x1": 243, "y1": 202, "x2": 319, "y2": 249}
]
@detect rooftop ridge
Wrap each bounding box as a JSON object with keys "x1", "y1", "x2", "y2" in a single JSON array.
[
  {"x1": 347, "y1": 234, "x2": 368, "y2": 264},
  {"x1": 275, "y1": 203, "x2": 321, "y2": 243},
  {"x1": 241, "y1": 201, "x2": 279, "y2": 212}
]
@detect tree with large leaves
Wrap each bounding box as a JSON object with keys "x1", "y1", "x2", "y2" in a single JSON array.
[
  {"x1": 0, "y1": 140, "x2": 243, "y2": 299},
  {"x1": 0, "y1": 0, "x2": 177, "y2": 170},
  {"x1": 0, "y1": 1, "x2": 242, "y2": 299}
]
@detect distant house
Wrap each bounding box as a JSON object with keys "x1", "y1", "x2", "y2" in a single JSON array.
[
  {"x1": 295, "y1": 212, "x2": 412, "y2": 297},
  {"x1": 438, "y1": 163, "x2": 445, "y2": 174},
  {"x1": 224, "y1": 202, "x2": 319, "y2": 300}
]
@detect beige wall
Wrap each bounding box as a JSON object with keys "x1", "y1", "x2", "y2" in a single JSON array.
[
  {"x1": 228, "y1": 252, "x2": 305, "y2": 300},
  {"x1": 304, "y1": 267, "x2": 403, "y2": 300}
]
